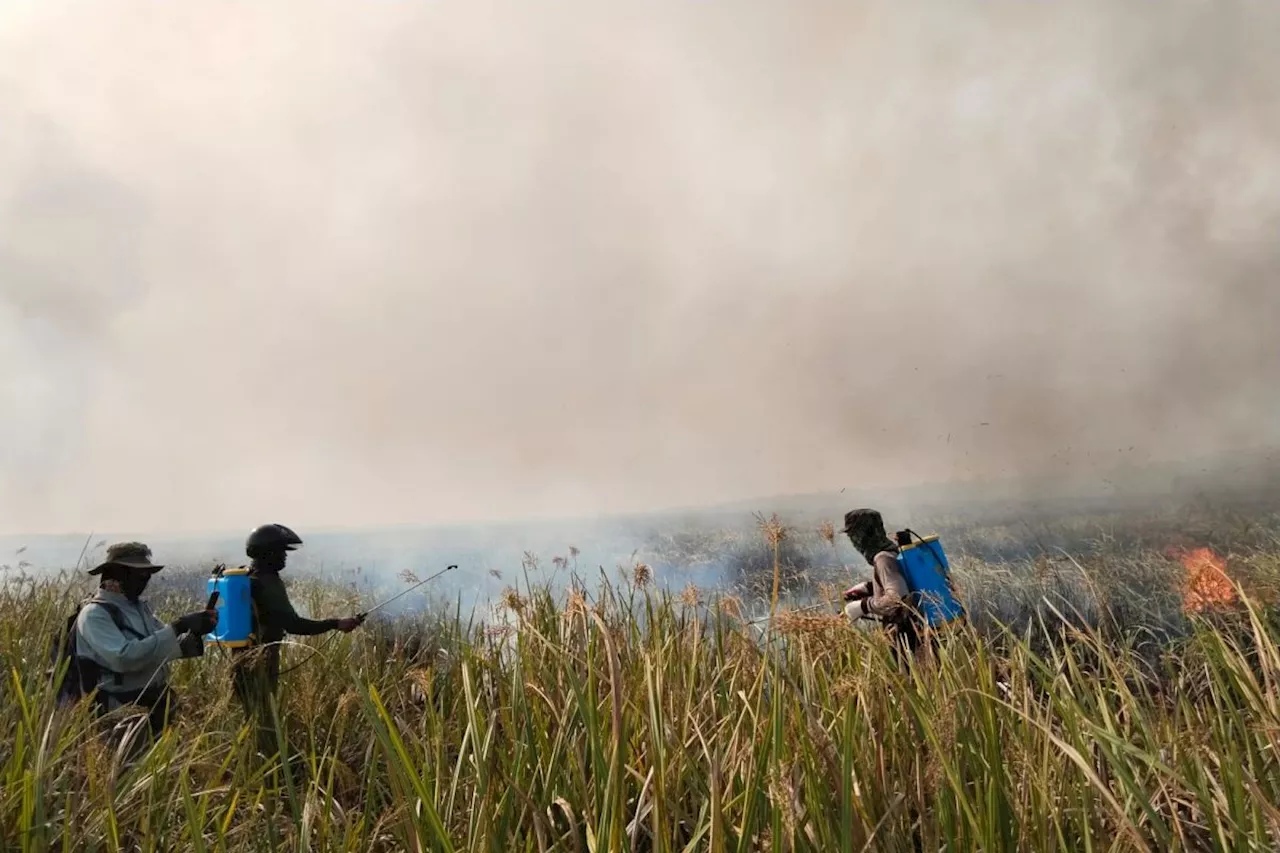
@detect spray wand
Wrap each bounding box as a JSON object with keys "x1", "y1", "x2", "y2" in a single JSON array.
[
  {"x1": 272, "y1": 563, "x2": 459, "y2": 677},
  {"x1": 357, "y1": 564, "x2": 458, "y2": 621},
  {"x1": 745, "y1": 602, "x2": 832, "y2": 626}
]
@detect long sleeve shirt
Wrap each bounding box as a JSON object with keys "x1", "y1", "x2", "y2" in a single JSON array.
[
  {"x1": 249, "y1": 570, "x2": 341, "y2": 645},
  {"x1": 233, "y1": 569, "x2": 340, "y2": 685},
  {"x1": 74, "y1": 590, "x2": 184, "y2": 704},
  {"x1": 847, "y1": 550, "x2": 910, "y2": 621}
]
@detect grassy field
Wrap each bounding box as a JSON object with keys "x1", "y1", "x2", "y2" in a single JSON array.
[{"x1": 4, "y1": 508, "x2": 1280, "y2": 851}]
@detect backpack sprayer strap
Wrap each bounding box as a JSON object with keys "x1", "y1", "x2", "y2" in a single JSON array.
[
  {"x1": 897, "y1": 528, "x2": 925, "y2": 546},
  {"x1": 85, "y1": 600, "x2": 149, "y2": 688},
  {"x1": 93, "y1": 601, "x2": 147, "y2": 639}
]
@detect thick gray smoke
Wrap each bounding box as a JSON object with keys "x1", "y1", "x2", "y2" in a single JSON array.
[{"x1": 2, "y1": 0, "x2": 1278, "y2": 535}]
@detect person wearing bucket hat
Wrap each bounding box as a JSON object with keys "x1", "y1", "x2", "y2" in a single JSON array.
[
  {"x1": 839, "y1": 509, "x2": 921, "y2": 665},
  {"x1": 72, "y1": 542, "x2": 218, "y2": 748}
]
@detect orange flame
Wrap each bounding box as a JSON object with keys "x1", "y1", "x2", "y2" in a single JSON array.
[{"x1": 1167, "y1": 546, "x2": 1237, "y2": 614}]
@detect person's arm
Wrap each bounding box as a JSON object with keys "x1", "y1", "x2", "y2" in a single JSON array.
[
  {"x1": 256, "y1": 573, "x2": 341, "y2": 636},
  {"x1": 858, "y1": 552, "x2": 910, "y2": 620},
  {"x1": 843, "y1": 580, "x2": 873, "y2": 601},
  {"x1": 143, "y1": 601, "x2": 206, "y2": 659},
  {"x1": 77, "y1": 604, "x2": 183, "y2": 674}
]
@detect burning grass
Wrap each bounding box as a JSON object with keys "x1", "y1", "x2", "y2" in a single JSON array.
[
  {"x1": 4, "y1": 514, "x2": 1280, "y2": 850},
  {"x1": 1169, "y1": 545, "x2": 1239, "y2": 613}
]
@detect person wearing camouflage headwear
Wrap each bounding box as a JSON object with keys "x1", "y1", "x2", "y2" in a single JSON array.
[
  {"x1": 840, "y1": 509, "x2": 922, "y2": 665},
  {"x1": 72, "y1": 542, "x2": 218, "y2": 751}
]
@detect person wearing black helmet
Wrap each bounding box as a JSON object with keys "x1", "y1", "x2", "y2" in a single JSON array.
[{"x1": 231, "y1": 523, "x2": 364, "y2": 760}]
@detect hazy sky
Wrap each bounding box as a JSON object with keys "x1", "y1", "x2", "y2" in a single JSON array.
[{"x1": 2, "y1": 1, "x2": 1278, "y2": 535}]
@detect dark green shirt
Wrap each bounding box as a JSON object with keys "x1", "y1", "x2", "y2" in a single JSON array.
[
  {"x1": 232, "y1": 569, "x2": 339, "y2": 683},
  {"x1": 249, "y1": 569, "x2": 340, "y2": 645}
]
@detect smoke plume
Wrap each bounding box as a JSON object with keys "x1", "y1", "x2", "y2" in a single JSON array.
[{"x1": 2, "y1": 0, "x2": 1278, "y2": 534}]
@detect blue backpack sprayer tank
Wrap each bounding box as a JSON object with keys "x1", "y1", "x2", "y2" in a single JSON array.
[
  {"x1": 205, "y1": 565, "x2": 255, "y2": 648},
  {"x1": 894, "y1": 529, "x2": 966, "y2": 628}
]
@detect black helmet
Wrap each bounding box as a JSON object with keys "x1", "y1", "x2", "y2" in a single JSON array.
[{"x1": 245, "y1": 523, "x2": 303, "y2": 559}]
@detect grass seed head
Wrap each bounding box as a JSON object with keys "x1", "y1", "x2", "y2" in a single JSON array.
[
  {"x1": 632, "y1": 562, "x2": 652, "y2": 588},
  {"x1": 565, "y1": 587, "x2": 589, "y2": 620},
  {"x1": 756, "y1": 512, "x2": 790, "y2": 546},
  {"x1": 819, "y1": 520, "x2": 836, "y2": 545},
  {"x1": 500, "y1": 586, "x2": 527, "y2": 615},
  {"x1": 719, "y1": 594, "x2": 744, "y2": 621},
  {"x1": 337, "y1": 688, "x2": 363, "y2": 716}
]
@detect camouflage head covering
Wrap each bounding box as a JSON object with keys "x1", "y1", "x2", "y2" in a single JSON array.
[
  {"x1": 841, "y1": 509, "x2": 897, "y2": 561},
  {"x1": 88, "y1": 542, "x2": 165, "y2": 576}
]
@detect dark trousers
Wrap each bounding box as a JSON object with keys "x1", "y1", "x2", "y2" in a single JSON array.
[
  {"x1": 99, "y1": 685, "x2": 176, "y2": 759},
  {"x1": 886, "y1": 617, "x2": 939, "y2": 670},
  {"x1": 232, "y1": 659, "x2": 310, "y2": 794},
  {"x1": 232, "y1": 660, "x2": 284, "y2": 760}
]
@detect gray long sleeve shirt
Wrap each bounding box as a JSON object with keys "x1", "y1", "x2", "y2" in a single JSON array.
[{"x1": 73, "y1": 590, "x2": 184, "y2": 705}]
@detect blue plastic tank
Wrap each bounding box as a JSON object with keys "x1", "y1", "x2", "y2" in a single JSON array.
[
  {"x1": 206, "y1": 568, "x2": 254, "y2": 648},
  {"x1": 895, "y1": 534, "x2": 965, "y2": 628}
]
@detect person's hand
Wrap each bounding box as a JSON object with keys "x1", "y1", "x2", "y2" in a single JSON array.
[
  {"x1": 178, "y1": 631, "x2": 206, "y2": 658},
  {"x1": 173, "y1": 608, "x2": 218, "y2": 636},
  {"x1": 843, "y1": 584, "x2": 871, "y2": 603},
  {"x1": 336, "y1": 614, "x2": 365, "y2": 633}
]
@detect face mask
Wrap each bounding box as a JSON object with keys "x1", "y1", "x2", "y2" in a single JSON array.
[
  {"x1": 254, "y1": 552, "x2": 288, "y2": 573},
  {"x1": 121, "y1": 570, "x2": 151, "y2": 600},
  {"x1": 851, "y1": 533, "x2": 893, "y2": 562}
]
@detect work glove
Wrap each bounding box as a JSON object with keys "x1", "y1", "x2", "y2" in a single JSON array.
[
  {"x1": 178, "y1": 630, "x2": 206, "y2": 658},
  {"x1": 843, "y1": 600, "x2": 869, "y2": 623},
  {"x1": 172, "y1": 608, "x2": 218, "y2": 637}
]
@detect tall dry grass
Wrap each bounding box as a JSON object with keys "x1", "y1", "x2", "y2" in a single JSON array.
[{"x1": 3, "y1": 538, "x2": 1280, "y2": 851}]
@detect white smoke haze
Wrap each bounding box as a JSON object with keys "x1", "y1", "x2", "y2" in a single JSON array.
[{"x1": 2, "y1": 0, "x2": 1278, "y2": 535}]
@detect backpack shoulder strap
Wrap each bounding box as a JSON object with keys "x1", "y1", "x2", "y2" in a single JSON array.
[
  {"x1": 76, "y1": 601, "x2": 147, "y2": 690},
  {"x1": 248, "y1": 569, "x2": 263, "y2": 640},
  {"x1": 53, "y1": 608, "x2": 81, "y2": 663},
  {"x1": 86, "y1": 601, "x2": 148, "y2": 640}
]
